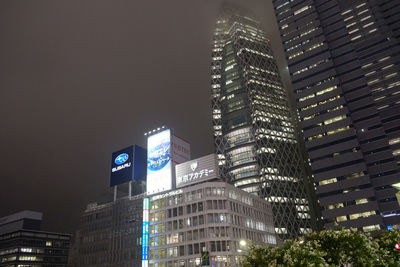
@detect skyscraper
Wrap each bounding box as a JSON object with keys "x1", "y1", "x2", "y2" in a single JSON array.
[
  {"x1": 210, "y1": 3, "x2": 319, "y2": 239},
  {"x1": 273, "y1": 0, "x2": 400, "y2": 231}
]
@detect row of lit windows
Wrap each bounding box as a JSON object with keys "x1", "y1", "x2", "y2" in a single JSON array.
[
  {"x1": 307, "y1": 126, "x2": 350, "y2": 141},
  {"x1": 319, "y1": 171, "x2": 365, "y2": 187},
  {"x1": 288, "y1": 42, "x2": 323, "y2": 60},
  {"x1": 301, "y1": 93, "x2": 340, "y2": 114},
  {"x1": 293, "y1": 59, "x2": 328, "y2": 76},
  {"x1": 284, "y1": 27, "x2": 318, "y2": 45},
  {"x1": 368, "y1": 72, "x2": 398, "y2": 86},
  {"x1": 302, "y1": 95, "x2": 342, "y2": 119},
  {"x1": 336, "y1": 210, "x2": 376, "y2": 222}
]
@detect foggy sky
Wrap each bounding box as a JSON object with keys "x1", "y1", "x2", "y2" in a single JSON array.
[{"x1": 0, "y1": 0, "x2": 289, "y2": 233}]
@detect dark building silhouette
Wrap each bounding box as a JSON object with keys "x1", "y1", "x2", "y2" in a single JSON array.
[
  {"x1": 273, "y1": 0, "x2": 400, "y2": 231},
  {"x1": 67, "y1": 194, "x2": 143, "y2": 267},
  {"x1": 210, "y1": 3, "x2": 319, "y2": 239},
  {"x1": 0, "y1": 211, "x2": 71, "y2": 266}
]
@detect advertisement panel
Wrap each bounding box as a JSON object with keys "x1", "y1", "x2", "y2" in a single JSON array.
[
  {"x1": 110, "y1": 145, "x2": 134, "y2": 187},
  {"x1": 171, "y1": 134, "x2": 191, "y2": 164},
  {"x1": 146, "y1": 129, "x2": 172, "y2": 194},
  {"x1": 175, "y1": 154, "x2": 219, "y2": 188}
]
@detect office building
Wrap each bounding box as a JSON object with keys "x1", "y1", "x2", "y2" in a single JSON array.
[
  {"x1": 145, "y1": 154, "x2": 277, "y2": 267},
  {"x1": 273, "y1": 0, "x2": 400, "y2": 230},
  {"x1": 0, "y1": 210, "x2": 71, "y2": 266},
  {"x1": 68, "y1": 194, "x2": 144, "y2": 267},
  {"x1": 210, "y1": 3, "x2": 319, "y2": 239}
]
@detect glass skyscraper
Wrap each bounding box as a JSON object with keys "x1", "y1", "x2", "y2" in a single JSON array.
[
  {"x1": 210, "y1": 3, "x2": 319, "y2": 239},
  {"x1": 273, "y1": 0, "x2": 400, "y2": 231}
]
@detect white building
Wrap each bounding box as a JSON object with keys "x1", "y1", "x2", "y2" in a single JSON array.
[{"x1": 144, "y1": 154, "x2": 277, "y2": 267}]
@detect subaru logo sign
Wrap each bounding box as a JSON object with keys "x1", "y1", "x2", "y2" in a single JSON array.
[{"x1": 115, "y1": 153, "x2": 129, "y2": 165}]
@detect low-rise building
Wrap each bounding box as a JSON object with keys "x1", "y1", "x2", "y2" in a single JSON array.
[{"x1": 0, "y1": 210, "x2": 71, "y2": 267}]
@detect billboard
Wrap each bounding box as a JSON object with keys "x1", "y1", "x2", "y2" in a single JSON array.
[
  {"x1": 171, "y1": 135, "x2": 191, "y2": 164},
  {"x1": 110, "y1": 145, "x2": 134, "y2": 187},
  {"x1": 146, "y1": 129, "x2": 172, "y2": 194},
  {"x1": 110, "y1": 145, "x2": 147, "y2": 187},
  {"x1": 175, "y1": 154, "x2": 219, "y2": 188}
]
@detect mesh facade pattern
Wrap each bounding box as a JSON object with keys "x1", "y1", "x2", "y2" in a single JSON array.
[{"x1": 211, "y1": 5, "x2": 317, "y2": 240}]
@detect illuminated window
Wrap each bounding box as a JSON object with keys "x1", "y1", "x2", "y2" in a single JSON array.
[
  {"x1": 299, "y1": 93, "x2": 315, "y2": 102},
  {"x1": 348, "y1": 28, "x2": 359, "y2": 34},
  {"x1": 356, "y1": 3, "x2": 367, "y2": 8},
  {"x1": 393, "y1": 149, "x2": 400, "y2": 157},
  {"x1": 336, "y1": 216, "x2": 347, "y2": 222},
  {"x1": 327, "y1": 126, "x2": 350, "y2": 135},
  {"x1": 344, "y1": 16, "x2": 354, "y2": 22},
  {"x1": 349, "y1": 210, "x2": 375, "y2": 220},
  {"x1": 355, "y1": 198, "x2": 368, "y2": 205},
  {"x1": 360, "y1": 15, "x2": 371, "y2": 21},
  {"x1": 363, "y1": 224, "x2": 380, "y2": 232},
  {"x1": 324, "y1": 115, "x2": 346, "y2": 125},
  {"x1": 319, "y1": 178, "x2": 337, "y2": 186},
  {"x1": 294, "y1": 6, "x2": 310, "y2": 16},
  {"x1": 316, "y1": 85, "x2": 337, "y2": 96},
  {"x1": 358, "y1": 9, "x2": 368, "y2": 15},
  {"x1": 363, "y1": 22, "x2": 374, "y2": 28},
  {"x1": 389, "y1": 138, "x2": 400, "y2": 145}
]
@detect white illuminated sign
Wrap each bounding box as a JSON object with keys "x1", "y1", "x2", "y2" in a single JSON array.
[
  {"x1": 150, "y1": 189, "x2": 183, "y2": 201},
  {"x1": 111, "y1": 162, "x2": 131, "y2": 173},
  {"x1": 146, "y1": 129, "x2": 172, "y2": 194},
  {"x1": 175, "y1": 154, "x2": 219, "y2": 188},
  {"x1": 176, "y1": 163, "x2": 214, "y2": 185}
]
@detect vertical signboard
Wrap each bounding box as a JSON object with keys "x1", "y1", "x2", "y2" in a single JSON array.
[
  {"x1": 146, "y1": 129, "x2": 172, "y2": 194},
  {"x1": 142, "y1": 198, "x2": 149, "y2": 267},
  {"x1": 110, "y1": 145, "x2": 134, "y2": 187},
  {"x1": 171, "y1": 134, "x2": 191, "y2": 164}
]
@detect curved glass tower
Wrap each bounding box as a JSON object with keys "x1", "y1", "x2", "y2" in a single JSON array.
[{"x1": 211, "y1": 3, "x2": 318, "y2": 239}]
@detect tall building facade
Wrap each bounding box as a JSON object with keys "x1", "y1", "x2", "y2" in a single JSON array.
[
  {"x1": 210, "y1": 4, "x2": 319, "y2": 239},
  {"x1": 273, "y1": 0, "x2": 400, "y2": 231},
  {"x1": 68, "y1": 195, "x2": 143, "y2": 267}
]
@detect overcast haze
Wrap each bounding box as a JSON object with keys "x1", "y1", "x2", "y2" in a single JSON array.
[{"x1": 0, "y1": 0, "x2": 289, "y2": 233}]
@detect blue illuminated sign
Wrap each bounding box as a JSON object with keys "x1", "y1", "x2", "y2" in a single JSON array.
[
  {"x1": 142, "y1": 198, "x2": 149, "y2": 267},
  {"x1": 110, "y1": 145, "x2": 147, "y2": 187},
  {"x1": 115, "y1": 153, "x2": 129, "y2": 165}
]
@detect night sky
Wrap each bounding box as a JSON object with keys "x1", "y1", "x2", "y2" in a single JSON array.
[{"x1": 0, "y1": 0, "x2": 290, "y2": 234}]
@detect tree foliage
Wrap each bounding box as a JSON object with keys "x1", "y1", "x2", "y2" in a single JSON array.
[{"x1": 241, "y1": 228, "x2": 400, "y2": 267}]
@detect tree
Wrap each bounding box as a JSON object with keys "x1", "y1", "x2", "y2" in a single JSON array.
[
  {"x1": 241, "y1": 240, "x2": 327, "y2": 267},
  {"x1": 241, "y1": 229, "x2": 400, "y2": 267},
  {"x1": 373, "y1": 229, "x2": 400, "y2": 266}
]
